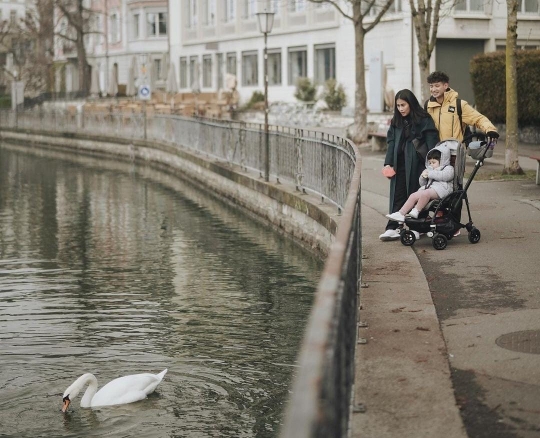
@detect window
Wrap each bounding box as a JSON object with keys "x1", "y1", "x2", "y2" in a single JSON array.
[
  {"x1": 10, "y1": 10, "x2": 16, "y2": 25},
  {"x1": 454, "y1": 0, "x2": 485, "y2": 13},
  {"x1": 363, "y1": 0, "x2": 401, "y2": 17},
  {"x1": 226, "y1": 52, "x2": 237, "y2": 76},
  {"x1": 315, "y1": 44, "x2": 335, "y2": 83},
  {"x1": 289, "y1": 0, "x2": 306, "y2": 13},
  {"x1": 520, "y1": 0, "x2": 539, "y2": 13},
  {"x1": 268, "y1": 50, "x2": 281, "y2": 86},
  {"x1": 132, "y1": 13, "x2": 140, "y2": 39},
  {"x1": 154, "y1": 59, "x2": 162, "y2": 81},
  {"x1": 180, "y1": 57, "x2": 188, "y2": 88},
  {"x1": 242, "y1": 51, "x2": 258, "y2": 86},
  {"x1": 288, "y1": 47, "x2": 307, "y2": 85},
  {"x1": 110, "y1": 13, "x2": 120, "y2": 43},
  {"x1": 216, "y1": 53, "x2": 224, "y2": 89},
  {"x1": 244, "y1": 0, "x2": 256, "y2": 18},
  {"x1": 188, "y1": 0, "x2": 198, "y2": 27},
  {"x1": 270, "y1": 0, "x2": 280, "y2": 13},
  {"x1": 189, "y1": 56, "x2": 198, "y2": 88},
  {"x1": 147, "y1": 12, "x2": 167, "y2": 36},
  {"x1": 203, "y1": 55, "x2": 212, "y2": 87},
  {"x1": 224, "y1": 0, "x2": 236, "y2": 22},
  {"x1": 205, "y1": 0, "x2": 216, "y2": 25}
]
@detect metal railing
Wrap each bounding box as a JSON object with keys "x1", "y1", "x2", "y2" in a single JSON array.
[{"x1": 0, "y1": 107, "x2": 362, "y2": 437}]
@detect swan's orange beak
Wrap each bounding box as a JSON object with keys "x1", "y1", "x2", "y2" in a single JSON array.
[{"x1": 62, "y1": 396, "x2": 70, "y2": 413}]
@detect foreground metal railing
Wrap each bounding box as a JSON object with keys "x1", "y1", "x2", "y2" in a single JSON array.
[{"x1": 0, "y1": 108, "x2": 362, "y2": 437}]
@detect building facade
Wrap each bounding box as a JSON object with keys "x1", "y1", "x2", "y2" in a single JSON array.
[{"x1": 52, "y1": 0, "x2": 540, "y2": 110}]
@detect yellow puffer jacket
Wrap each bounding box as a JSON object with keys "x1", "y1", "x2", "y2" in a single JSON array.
[{"x1": 426, "y1": 88, "x2": 497, "y2": 141}]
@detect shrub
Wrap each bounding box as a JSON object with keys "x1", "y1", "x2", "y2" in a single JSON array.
[
  {"x1": 245, "y1": 90, "x2": 264, "y2": 109},
  {"x1": 294, "y1": 77, "x2": 317, "y2": 102},
  {"x1": 322, "y1": 78, "x2": 347, "y2": 111},
  {"x1": 471, "y1": 50, "x2": 540, "y2": 126},
  {"x1": 0, "y1": 95, "x2": 11, "y2": 109}
]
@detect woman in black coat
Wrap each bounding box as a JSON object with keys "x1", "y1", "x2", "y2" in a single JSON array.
[{"x1": 379, "y1": 89, "x2": 439, "y2": 241}]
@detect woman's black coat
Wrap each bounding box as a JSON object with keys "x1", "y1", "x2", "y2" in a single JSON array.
[{"x1": 384, "y1": 116, "x2": 439, "y2": 213}]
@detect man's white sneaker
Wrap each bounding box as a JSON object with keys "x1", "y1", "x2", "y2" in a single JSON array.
[
  {"x1": 379, "y1": 229, "x2": 400, "y2": 241},
  {"x1": 386, "y1": 212, "x2": 406, "y2": 222},
  {"x1": 408, "y1": 208, "x2": 420, "y2": 219}
]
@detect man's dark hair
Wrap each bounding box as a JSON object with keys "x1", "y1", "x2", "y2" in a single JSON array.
[
  {"x1": 427, "y1": 71, "x2": 450, "y2": 84},
  {"x1": 427, "y1": 149, "x2": 441, "y2": 161}
]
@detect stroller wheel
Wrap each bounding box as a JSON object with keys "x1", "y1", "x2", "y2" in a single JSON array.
[
  {"x1": 401, "y1": 230, "x2": 416, "y2": 246},
  {"x1": 432, "y1": 233, "x2": 448, "y2": 250},
  {"x1": 468, "y1": 227, "x2": 481, "y2": 244}
]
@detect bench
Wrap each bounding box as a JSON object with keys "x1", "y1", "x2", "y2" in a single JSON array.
[
  {"x1": 530, "y1": 155, "x2": 540, "y2": 185},
  {"x1": 368, "y1": 132, "x2": 387, "y2": 152}
]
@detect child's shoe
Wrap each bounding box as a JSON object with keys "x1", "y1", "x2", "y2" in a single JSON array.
[
  {"x1": 386, "y1": 212, "x2": 405, "y2": 222},
  {"x1": 408, "y1": 208, "x2": 420, "y2": 219}
]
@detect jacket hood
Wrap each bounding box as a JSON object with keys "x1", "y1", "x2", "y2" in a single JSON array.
[{"x1": 426, "y1": 143, "x2": 451, "y2": 168}]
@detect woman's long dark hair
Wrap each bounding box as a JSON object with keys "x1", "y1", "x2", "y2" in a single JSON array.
[{"x1": 391, "y1": 89, "x2": 430, "y2": 128}]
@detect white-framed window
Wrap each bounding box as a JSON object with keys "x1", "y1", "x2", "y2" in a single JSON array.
[
  {"x1": 109, "y1": 12, "x2": 120, "y2": 43},
  {"x1": 519, "y1": 0, "x2": 539, "y2": 13},
  {"x1": 268, "y1": 0, "x2": 280, "y2": 13},
  {"x1": 314, "y1": 44, "x2": 335, "y2": 83},
  {"x1": 154, "y1": 59, "x2": 162, "y2": 80},
  {"x1": 224, "y1": 0, "x2": 236, "y2": 22},
  {"x1": 132, "y1": 13, "x2": 140, "y2": 39},
  {"x1": 288, "y1": 46, "x2": 307, "y2": 85},
  {"x1": 147, "y1": 12, "x2": 167, "y2": 36},
  {"x1": 268, "y1": 49, "x2": 281, "y2": 86},
  {"x1": 10, "y1": 10, "x2": 16, "y2": 25},
  {"x1": 244, "y1": 0, "x2": 256, "y2": 18},
  {"x1": 189, "y1": 56, "x2": 198, "y2": 88},
  {"x1": 203, "y1": 55, "x2": 212, "y2": 87},
  {"x1": 289, "y1": 0, "x2": 306, "y2": 13},
  {"x1": 216, "y1": 53, "x2": 224, "y2": 89},
  {"x1": 187, "y1": 0, "x2": 198, "y2": 27},
  {"x1": 242, "y1": 51, "x2": 258, "y2": 86},
  {"x1": 454, "y1": 0, "x2": 485, "y2": 13},
  {"x1": 363, "y1": 0, "x2": 401, "y2": 17},
  {"x1": 226, "y1": 52, "x2": 237, "y2": 75},
  {"x1": 205, "y1": 0, "x2": 216, "y2": 25},
  {"x1": 180, "y1": 57, "x2": 188, "y2": 88}
]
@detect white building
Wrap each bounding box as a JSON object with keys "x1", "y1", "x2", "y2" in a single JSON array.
[
  {"x1": 168, "y1": 0, "x2": 540, "y2": 111},
  {"x1": 53, "y1": 0, "x2": 540, "y2": 110}
]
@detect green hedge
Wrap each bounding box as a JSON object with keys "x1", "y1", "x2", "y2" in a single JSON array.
[
  {"x1": 471, "y1": 50, "x2": 540, "y2": 126},
  {"x1": 0, "y1": 95, "x2": 11, "y2": 109}
]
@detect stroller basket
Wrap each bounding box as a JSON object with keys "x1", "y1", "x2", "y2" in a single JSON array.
[{"x1": 468, "y1": 141, "x2": 493, "y2": 159}]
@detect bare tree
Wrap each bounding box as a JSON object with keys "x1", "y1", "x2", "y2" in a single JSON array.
[
  {"x1": 54, "y1": 0, "x2": 95, "y2": 93},
  {"x1": 409, "y1": 0, "x2": 444, "y2": 100},
  {"x1": 503, "y1": 0, "x2": 523, "y2": 175},
  {"x1": 310, "y1": 0, "x2": 395, "y2": 144}
]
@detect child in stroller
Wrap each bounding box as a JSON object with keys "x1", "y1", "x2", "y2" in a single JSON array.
[
  {"x1": 386, "y1": 145, "x2": 454, "y2": 223},
  {"x1": 388, "y1": 133, "x2": 495, "y2": 250}
]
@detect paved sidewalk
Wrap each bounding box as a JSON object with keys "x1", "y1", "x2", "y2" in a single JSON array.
[{"x1": 351, "y1": 140, "x2": 540, "y2": 437}]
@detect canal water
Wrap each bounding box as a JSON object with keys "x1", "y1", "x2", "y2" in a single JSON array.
[{"x1": 0, "y1": 143, "x2": 323, "y2": 438}]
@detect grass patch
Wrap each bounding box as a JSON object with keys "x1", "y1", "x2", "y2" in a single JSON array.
[{"x1": 464, "y1": 169, "x2": 536, "y2": 181}]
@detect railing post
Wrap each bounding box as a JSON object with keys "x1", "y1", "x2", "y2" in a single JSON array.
[{"x1": 295, "y1": 128, "x2": 304, "y2": 192}]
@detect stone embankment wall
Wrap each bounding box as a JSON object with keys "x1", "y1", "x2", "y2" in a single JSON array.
[{"x1": 0, "y1": 129, "x2": 338, "y2": 258}]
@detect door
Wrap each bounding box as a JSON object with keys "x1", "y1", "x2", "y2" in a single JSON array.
[{"x1": 435, "y1": 39, "x2": 485, "y2": 105}]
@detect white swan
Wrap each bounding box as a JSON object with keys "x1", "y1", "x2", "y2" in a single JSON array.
[{"x1": 61, "y1": 369, "x2": 167, "y2": 412}]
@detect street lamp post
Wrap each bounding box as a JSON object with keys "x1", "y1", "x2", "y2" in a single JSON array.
[{"x1": 256, "y1": 10, "x2": 275, "y2": 182}]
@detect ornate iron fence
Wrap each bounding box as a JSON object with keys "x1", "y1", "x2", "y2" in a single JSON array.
[{"x1": 0, "y1": 107, "x2": 362, "y2": 437}]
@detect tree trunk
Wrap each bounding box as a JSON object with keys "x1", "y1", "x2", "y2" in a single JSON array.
[
  {"x1": 76, "y1": 0, "x2": 89, "y2": 93},
  {"x1": 504, "y1": 0, "x2": 523, "y2": 175},
  {"x1": 348, "y1": 4, "x2": 368, "y2": 144},
  {"x1": 410, "y1": 12, "x2": 430, "y2": 101}
]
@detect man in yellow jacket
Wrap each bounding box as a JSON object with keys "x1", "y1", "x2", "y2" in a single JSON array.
[{"x1": 426, "y1": 71, "x2": 499, "y2": 142}]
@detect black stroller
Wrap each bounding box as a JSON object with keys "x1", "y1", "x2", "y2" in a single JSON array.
[{"x1": 399, "y1": 133, "x2": 496, "y2": 250}]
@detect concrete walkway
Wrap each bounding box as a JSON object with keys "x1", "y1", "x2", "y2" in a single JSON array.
[{"x1": 351, "y1": 140, "x2": 540, "y2": 437}]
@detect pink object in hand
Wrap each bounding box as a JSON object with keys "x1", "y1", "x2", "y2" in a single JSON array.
[{"x1": 382, "y1": 167, "x2": 396, "y2": 178}]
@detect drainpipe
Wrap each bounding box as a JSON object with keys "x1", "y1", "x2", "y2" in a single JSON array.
[{"x1": 105, "y1": 0, "x2": 109, "y2": 95}]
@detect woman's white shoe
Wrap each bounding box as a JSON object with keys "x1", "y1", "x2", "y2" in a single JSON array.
[{"x1": 379, "y1": 229, "x2": 401, "y2": 241}]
